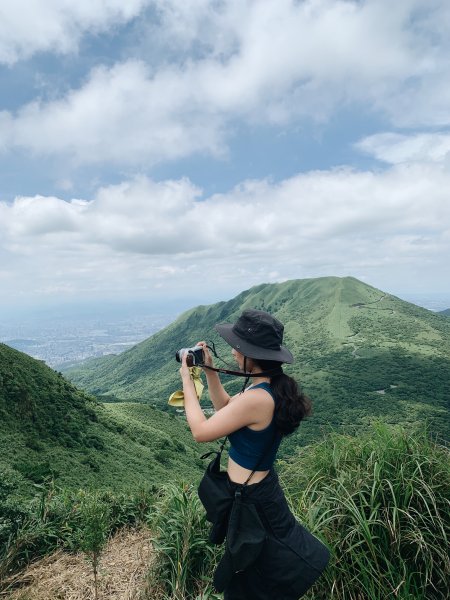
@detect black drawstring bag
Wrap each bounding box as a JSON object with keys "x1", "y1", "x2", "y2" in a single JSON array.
[{"x1": 198, "y1": 443, "x2": 233, "y2": 544}]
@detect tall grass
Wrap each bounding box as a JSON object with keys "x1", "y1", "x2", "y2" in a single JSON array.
[
  {"x1": 147, "y1": 424, "x2": 449, "y2": 599},
  {"x1": 281, "y1": 422, "x2": 450, "y2": 599},
  {"x1": 3, "y1": 423, "x2": 448, "y2": 599},
  {"x1": 147, "y1": 483, "x2": 221, "y2": 600},
  {"x1": 0, "y1": 483, "x2": 154, "y2": 586}
]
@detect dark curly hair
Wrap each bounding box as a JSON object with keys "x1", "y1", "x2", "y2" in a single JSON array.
[{"x1": 253, "y1": 359, "x2": 312, "y2": 435}]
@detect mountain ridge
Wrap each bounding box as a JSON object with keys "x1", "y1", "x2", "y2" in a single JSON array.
[
  {"x1": 0, "y1": 343, "x2": 210, "y2": 494},
  {"x1": 64, "y1": 276, "x2": 450, "y2": 450}
]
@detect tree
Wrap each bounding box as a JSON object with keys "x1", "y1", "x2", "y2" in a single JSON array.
[{"x1": 75, "y1": 492, "x2": 111, "y2": 600}]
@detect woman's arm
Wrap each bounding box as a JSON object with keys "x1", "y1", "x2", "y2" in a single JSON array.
[
  {"x1": 204, "y1": 370, "x2": 230, "y2": 410},
  {"x1": 181, "y1": 361, "x2": 208, "y2": 440},
  {"x1": 196, "y1": 341, "x2": 230, "y2": 410},
  {"x1": 180, "y1": 354, "x2": 270, "y2": 443}
]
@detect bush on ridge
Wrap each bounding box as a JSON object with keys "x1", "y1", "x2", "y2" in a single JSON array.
[{"x1": 280, "y1": 422, "x2": 450, "y2": 599}]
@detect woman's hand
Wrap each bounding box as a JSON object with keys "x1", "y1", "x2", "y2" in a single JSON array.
[
  {"x1": 197, "y1": 340, "x2": 229, "y2": 410},
  {"x1": 196, "y1": 341, "x2": 214, "y2": 368},
  {"x1": 179, "y1": 352, "x2": 191, "y2": 382}
]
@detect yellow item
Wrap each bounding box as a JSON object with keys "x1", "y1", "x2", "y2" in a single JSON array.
[{"x1": 168, "y1": 366, "x2": 204, "y2": 407}]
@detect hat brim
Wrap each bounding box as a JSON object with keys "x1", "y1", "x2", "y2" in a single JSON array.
[{"x1": 214, "y1": 323, "x2": 294, "y2": 364}]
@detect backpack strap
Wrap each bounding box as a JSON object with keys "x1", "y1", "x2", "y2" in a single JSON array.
[{"x1": 200, "y1": 436, "x2": 228, "y2": 461}]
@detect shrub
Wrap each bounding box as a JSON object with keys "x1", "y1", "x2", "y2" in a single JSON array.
[
  {"x1": 74, "y1": 491, "x2": 111, "y2": 600},
  {"x1": 13, "y1": 459, "x2": 57, "y2": 483},
  {"x1": 0, "y1": 471, "x2": 57, "y2": 581},
  {"x1": 280, "y1": 422, "x2": 450, "y2": 600},
  {"x1": 148, "y1": 483, "x2": 220, "y2": 600}
]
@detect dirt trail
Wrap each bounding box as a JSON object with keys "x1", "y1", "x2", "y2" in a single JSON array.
[
  {"x1": 351, "y1": 294, "x2": 395, "y2": 315},
  {"x1": 335, "y1": 278, "x2": 343, "y2": 339},
  {"x1": 346, "y1": 294, "x2": 395, "y2": 357},
  {"x1": 2, "y1": 527, "x2": 153, "y2": 600}
]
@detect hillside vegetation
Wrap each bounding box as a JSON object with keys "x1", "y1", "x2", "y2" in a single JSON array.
[
  {"x1": 3, "y1": 423, "x2": 448, "y2": 600},
  {"x1": 1, "y1": 321, "x2": 449, "y2": 599},
  {"x1": 139, "y1": 423, "x2": 450, "y2": 599},
  {"x1": 0, "y1": 343, "x2": 210, "y2": 497},
  {"x1": 65, "y1": 277, "x2": 450, "y2": 451}
]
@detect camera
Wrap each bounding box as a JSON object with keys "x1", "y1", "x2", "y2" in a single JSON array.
[{"x1": 175, "y1": 345, "x2": 204, "y2": 367}]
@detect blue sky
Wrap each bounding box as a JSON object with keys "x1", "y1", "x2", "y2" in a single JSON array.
[{"x1": 1, "y1": 0, "x2": 450, "y2": 313}]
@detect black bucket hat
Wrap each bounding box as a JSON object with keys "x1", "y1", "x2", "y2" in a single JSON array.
[{"x1": 215, "y1": 309, "x2": 294, "y2": 364}]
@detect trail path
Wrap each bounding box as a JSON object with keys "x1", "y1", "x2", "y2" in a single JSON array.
[
  {"x1": 335, "y1": 279, "x2": 343, "y2": 340},
  {"x1": 345, "y1": 294, "x2": 395, "y2": 358},
  {"x1": 351, "y1": 295, "x2": 395, "y2": 315},
  {"x1": 2, "y1": 527, "x2": 153, "y2": 600}
]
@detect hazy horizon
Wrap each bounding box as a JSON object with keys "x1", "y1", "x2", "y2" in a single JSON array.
[{"x1": 2, "y1": 276, "x2": 450, "y2": 325}]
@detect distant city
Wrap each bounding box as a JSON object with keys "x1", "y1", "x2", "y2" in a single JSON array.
[
  {"x1": 0, "y1": 292, "x2": 449, "y2": 368},
  {"x1": 0, "y1": 312, "x2": 177, "y2": 368}
]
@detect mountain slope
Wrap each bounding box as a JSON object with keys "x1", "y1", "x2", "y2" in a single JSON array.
[
  {"x1": 440, "y1": 308, "x2": 450, "y2": 316},
  {"x1": 64, "y1": 277, "x2": 450, "y2": 449},
  {"x1": 0, "y1": 343, "x2": 210, "y2": 494}
]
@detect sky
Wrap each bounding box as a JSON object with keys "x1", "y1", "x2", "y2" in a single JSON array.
[{"x1": 1, "y1": 0, "x2": 450, "y2": 316}]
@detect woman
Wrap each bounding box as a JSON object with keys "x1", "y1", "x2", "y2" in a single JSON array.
[{"x1": 180, "y1": 309, "x2": 329, "y2": 599}]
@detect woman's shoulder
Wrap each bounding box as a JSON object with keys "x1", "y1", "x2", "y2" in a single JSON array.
[
  {"x1": 229, "y1": 387, "x2": 275, "y2": 419},
  {"x1": 250, "y1": 381, "x2": 274, "y2": 396}
]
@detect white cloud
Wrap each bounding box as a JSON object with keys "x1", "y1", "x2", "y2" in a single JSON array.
[
  {"x1": 357, "y1": 132, "x2": 450, "y2": 165},
  {"x1": 1, "y1": 163, "x2": 449, "y2": 301},
  {"x1": 0, "y1": 0, "x2": 150, "y2": 64},
  {"x1": 0, "y1": 61, "x2": 224, "y2": 164},
  {"x1": 1, "y1": 0, "x2": 450, "y2": 165},
  {"x1": 2, "y1": 1, "x2": 450, "y2": 305}
]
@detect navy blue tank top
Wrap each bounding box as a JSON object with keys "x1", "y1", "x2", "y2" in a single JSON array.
[{"x1": 228, "y1": 382, "x2": 281, "y2": 470}]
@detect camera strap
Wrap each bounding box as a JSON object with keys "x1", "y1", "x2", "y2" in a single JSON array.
[
  {"x1": 202, "y1": 364, "x2": 281, "y2": 377},
  {"x1": 202, "y1": 343, "x2": 283, "y2": 379}
]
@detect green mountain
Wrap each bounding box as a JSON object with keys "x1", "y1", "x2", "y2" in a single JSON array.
[
  {"x1": 439, "y1": 308, "x2": 450, "y2": 316},
  {"x1": 0, "y1": 343, "x2": 209, "y2": 495},
  {"x1": 64, "y1": 277, "x2": 450, "y2": 451}
]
